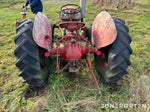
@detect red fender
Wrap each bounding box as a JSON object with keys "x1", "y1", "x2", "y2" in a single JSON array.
[
  {"x1": 92, "y1": 11, "x2": 117, "y2": 49},
  {"x1": 33, "y1": 12, "x2": 52, "y2": 50}
]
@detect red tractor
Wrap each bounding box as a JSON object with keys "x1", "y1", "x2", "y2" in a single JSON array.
[{"x1": 14, "y1": 2, "x2": 132, "y2": 94}]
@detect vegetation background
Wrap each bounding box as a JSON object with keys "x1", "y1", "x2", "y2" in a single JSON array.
[{"x1": 0, "y1": 0, "x2": 150, "y2": 111}]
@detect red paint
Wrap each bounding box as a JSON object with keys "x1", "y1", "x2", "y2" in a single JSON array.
[
  {"x1": 33, "y1": 12, "x2": 52, "y2": 50},
  {"x1": 85, "y1": 53, "x2": 101, "y2": 95},
  {"x1": 92, "y1": 11, "x2": 117, "y2": 49},
  {"x1": 50, "y1": 35, "x2": 97, "y2": 61},
  {"x1": 97, "y1": 51, "x2": 102, "y2": 55}
]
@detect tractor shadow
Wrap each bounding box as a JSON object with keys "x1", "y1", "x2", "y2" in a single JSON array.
[
  {"x1": 103, "y1": 75, "x2": 131, "y2": 94},
  {"x1": 24, "y1": 82, "x2": 49, "y2": 99}
]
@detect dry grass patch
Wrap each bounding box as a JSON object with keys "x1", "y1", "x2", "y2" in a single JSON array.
[
  {"x1": 91, "y1": 0, "x2": 135, "y2": 9},
  {"x1": 129, "y1": 75, "x2": 150, "y2": 111}
]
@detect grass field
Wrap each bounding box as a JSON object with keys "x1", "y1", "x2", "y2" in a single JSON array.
[{"x1": 0, "y1": 0, "x2": 150, "y2": 112}]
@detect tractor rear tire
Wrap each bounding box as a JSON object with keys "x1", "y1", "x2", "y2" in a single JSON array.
[
  {"x1": 94, "y1": 17, "x2": 132, "y2": 83},
  {"x1": 14, "y1": 19, "x2": 49, "y2": 86}
]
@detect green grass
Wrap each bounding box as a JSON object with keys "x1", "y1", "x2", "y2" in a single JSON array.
[{"x1": 0, "y1": 0, "x2": 150, "y2": 112}]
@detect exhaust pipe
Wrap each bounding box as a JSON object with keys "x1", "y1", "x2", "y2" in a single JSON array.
[{"x1": 80, "y1": 0, "x2": 86, "y2": 19}]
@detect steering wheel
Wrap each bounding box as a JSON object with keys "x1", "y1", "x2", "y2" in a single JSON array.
[{"x1": 61, "y1": 4, "x2": 81, "y2": 14}]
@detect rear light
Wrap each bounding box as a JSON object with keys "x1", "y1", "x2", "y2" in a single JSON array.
[
  {"x1": 97, "y1": 51, "x2": 102, "y2": 55},
  {"x1": 44, "y1": 52, "x2": 49, "y2": 57}
]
